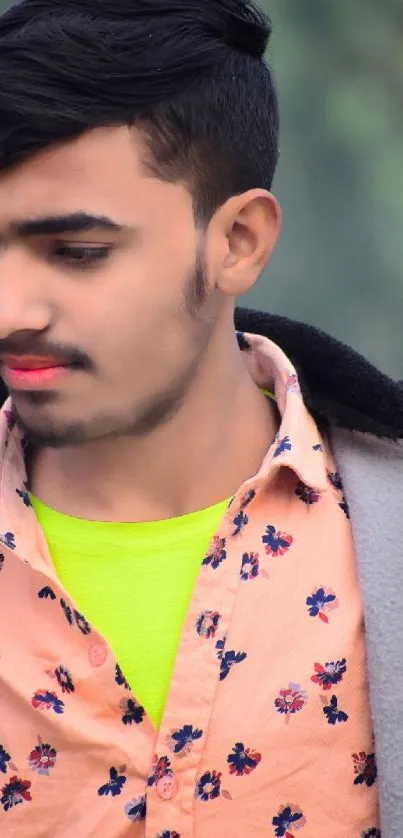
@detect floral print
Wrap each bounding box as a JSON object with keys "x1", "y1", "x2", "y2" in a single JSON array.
[
  {"x1": 240, "y1": 552, "x2": 260, "y2": 581},
  {"x1": 0, "y1": 746, "x2": 11, "y2": 774},
  {"x1": 262, "y1": 525, "x2": 294, "y2": 557},
  {"x1": 125, "y1": 794, "x2": 147, "y2": 822},
  {"x1": 166, "y1": 725, "x2": 203, "y2": 757},
  {"x1": 353, "y1": 752, "x2": 377, "y2": 787},
  {"x1": 195, "y1": 770, "x2": 222, "y2": 802},
  {"x1": 1, "y1": 776, "x2": 32, "y2": 812},
  {"x1": 216, "y1": 638, "x2": 247, "y2": 681},
  {"x1": 54, "y1": 666, "x2": 74, "y2": 694},
  {"x1": 98, "y1": 767, "x2": 127, "y2": 797},
  {"x1": 274, "y1": 435, "x2": 292, "y2": 458},
  {"x1": 27, "y1": 741, "x2": 57, "y2": 776},
  {"x1": 120, "y1": 697, "x2": 145, "y2": 726},
  {"x1": 196, "y1": 610, "x2": 221, "y2": 640},
  {"x1": 115, "y1": 663, "x2": 130, "y2": 690},
  {"x1": 295, "y1": 482, "x2": 321, "y2": 505},
  {"x1": 275, "y1": 684, "x2": 308, "y2": 719},
  {"x1": 227, "y1": 743, "x2": 261, "y2": 776},
  {"x1": 272, "y1": 804, "x2": 306, "y2": 837},
  {"x1": 323, "y1": 695, "x2": 349, "y2": 725},
  {"x1": 311, "y1": 659, "x2": 347, "y2": 690},
  {"x1": 38, "y1": 586, "x2": 56, "y2": 600},
  {"x1": 202, "y1": 536, "x2": 227, "y2": 570},
  {"x1": 148, "y1": 756, "x2": 173, "y2": 788},
  {"x1": 306, "y1": 587, "x2": 339, "y2": 623},
  {"x1": 31, "y1": 690, "x2": 64, "y2": 715}
]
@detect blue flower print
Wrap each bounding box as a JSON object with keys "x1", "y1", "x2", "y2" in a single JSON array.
[
  {"x1": 236, "y1": 331, "x2": 251, "y2": 351},
  {"x1": 232, "y1": 510, "x2": 248, "y2": 536},
  {"x1": 272, "y1": 804, "x2": 306, "y2": 837},
  {"x1": 115, "y1": 664, "x2": 130, "y2": 690},
  {"x1": 31, "y1": 690, "x2": 65, "y2": 715},
  {"x1": 218, "y1": 650, "x2": 247, "y2": 681},
  {"x1": 1, "y1": 532, "x2": 15, "y2": 550},
  {"x1": 339, "y1": 496, "x2": 350, "y2": 519},
  {"x1": 306, "y1": 586, "x2": 338, "y2": 623},
  {"x1": 323, "y1": 695, "x2": 349, "y2": 725},
  {"x1": 240, "y1": 552, "x2": 260, "y2": 581},
  {"x1": 262, "y1": 525, "x2": 293, "y2": 557},
  {"x1": 361, "y1": 830, "x2": 381, "y2": 838},
  {"x1": 311, "y1": 659, "x2": 347, "y2": 690},
  {"x1": 166, "y1": 725, "x2": 203, "y2": 757},
  {"x1": 38, "y1": 586, "x2": 56, "y2": 600},
  {"x1": 227, "y1": 743, "x2": 261, "y2": 776},
  {"x1": 274, "y1": 435, "x2": 292, "y2": 458},
  {"x1": 125, "y1": 794, "x2": 147, "y2": 821},
  {"x1": 60, "y1": 599, "x2": 73, "y2": 625},
  {"x1": 327, "y1": 470, "x2": 344, "y2": 492},
  {"x1": 1, "y1": 776, "x2": 32, "y2": 812},
  {"x1": 4, "y1": 408, "x2": 16, "y2": 431},
  {"x1": 74, "y1": 610, "x2": 91, "y2": 635},
  {"x1": 98, "y1": 767, "x2": 127, "y2": 797},
  {"x1": 120, "y1": 697, "x2": 145, "y2": 726},
  {"x1": 55, "y1": 666, "x2": 75, "y2": 694},
  {"x1": 240, "y1": 489, "x2": 256, "y2": 510},
  {"x1": 295, "y1": 482, "x2": 321, "y2": 505},
  {"x1": 353, "y1": 752, "x2": 377, "y2": 787},
  {"x1": 16, "y1": 485, "x2": 31, "y2": 507},
  {"x1": 0, "y1": 746, "x2": 11, "y2": 774},
  {"x1": 196, "y1": 610, "x2": 221, "y2": 640},
  {"x1": 156, "y1": 832, "x2": 180, "y2": 838},
  {"x1": 195, "y1": 770, "x2": 222, "y2": 802},
  {"x1": 313, "y1": 443, "x2": 323, "y2": 452},
  {"x1": 202, "y1": 536, "x2": 227, "y2": 570}
]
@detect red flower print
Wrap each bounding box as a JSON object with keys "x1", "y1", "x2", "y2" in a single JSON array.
[
  {"x1": 0, "y1": 553, "x2": 4, "y2": 573},
  {"x1": 262, "y1": 525, "x2": 293, "y2": 557},
  {"x1": 311, "y1": 659, "x2": 347, "y2": 690},
  {"x1": 275, "y1": 683, "x2": 308, "y2": 722},
  {"x1": 27, "y1": 741, "x2": 57, "y2": 776},
  {"x1": 352, "y1": 752, "x2": 377, "y2": 787},
  {"x1": 1, "y1": 777, "x2": 32, "y2": 812}
]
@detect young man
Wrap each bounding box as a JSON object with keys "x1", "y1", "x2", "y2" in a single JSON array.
[{"x1": 0, "y1": 1, "x2": 400, "y2": 835}]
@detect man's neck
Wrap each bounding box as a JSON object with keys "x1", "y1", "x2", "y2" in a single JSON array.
[{"x1": 29, "y1": 338, "x2": 279, "y2": 523}]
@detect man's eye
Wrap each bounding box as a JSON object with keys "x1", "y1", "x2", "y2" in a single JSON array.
[{"x1": 51, "y1": 245, "x2": 112, "y2": 268}]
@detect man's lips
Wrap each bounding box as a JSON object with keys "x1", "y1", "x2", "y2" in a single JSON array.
[{"x1": 2, "y1": 355, "x2": 70, "y2": 370}]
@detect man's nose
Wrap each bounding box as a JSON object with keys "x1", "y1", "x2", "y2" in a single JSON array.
[{"x1": 0, "y1": 248, "x2": 53, "y2": 338}]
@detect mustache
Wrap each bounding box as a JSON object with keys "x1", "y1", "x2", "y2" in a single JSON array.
[{"x1": 0, "y1": 338, "x2": 93, "y2": 370}]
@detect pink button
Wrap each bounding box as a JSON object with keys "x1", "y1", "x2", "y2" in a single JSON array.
[
  {"x1": 156, "y1": 775, "x2": 178, "y2": 801},
  {"x1": 89, "y1": 643, "x2": 107, "y2": 668}
]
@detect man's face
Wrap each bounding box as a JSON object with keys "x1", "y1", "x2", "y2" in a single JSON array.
[{"x1": 0, "y1": 127, "x2": 220, "y2": 447}]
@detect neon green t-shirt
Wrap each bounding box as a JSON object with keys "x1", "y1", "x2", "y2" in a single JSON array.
[{"x1": 31, "y1": 494, "x2": 230, "y2": 729}]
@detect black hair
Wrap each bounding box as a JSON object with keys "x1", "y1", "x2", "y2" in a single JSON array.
[{"x1": 0, "y1": 0, "x2": 279, "y2": 223}]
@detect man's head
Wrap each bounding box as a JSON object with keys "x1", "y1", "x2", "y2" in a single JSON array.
[{"x1": 0, "y1": 0, "x2": 281, "y2": 448}]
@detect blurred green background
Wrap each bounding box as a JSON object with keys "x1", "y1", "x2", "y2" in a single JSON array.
[{"x1": 1, "y1": 0, "x2": 402, "y2": 376}]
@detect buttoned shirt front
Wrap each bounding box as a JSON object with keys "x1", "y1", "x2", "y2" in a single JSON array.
[{"x1": 0, "y1": 332, "x2": 379, "y2": 837}]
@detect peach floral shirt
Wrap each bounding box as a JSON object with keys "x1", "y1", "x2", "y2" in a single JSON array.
[{"x1": 0, "y1": 331, "x2": 379, "y2": 837}]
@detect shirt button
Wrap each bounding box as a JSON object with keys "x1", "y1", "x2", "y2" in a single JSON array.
[
  {"x1": 156, "y1": 775, "x2": 179, "y2": 801},
  {"x1": 89, "y1": 643, "x2": 107, "y2": 668}
]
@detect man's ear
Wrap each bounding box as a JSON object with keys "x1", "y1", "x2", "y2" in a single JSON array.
[{"x1": 210, "y1": 189, "x2": 281, "y2": 297}]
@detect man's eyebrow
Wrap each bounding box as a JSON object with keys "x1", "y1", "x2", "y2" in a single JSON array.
[{"x1": 11, "y1": 212, "x2": 128, "y2": 238}]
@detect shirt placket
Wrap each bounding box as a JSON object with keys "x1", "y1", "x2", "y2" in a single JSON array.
[{"x1": 144, "y1": 478, "x2": 263, "y2": 838}]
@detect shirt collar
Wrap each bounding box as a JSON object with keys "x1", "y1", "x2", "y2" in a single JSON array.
[{"x1": 0, "y1": 331, "x2": 329, "y2": 564}]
